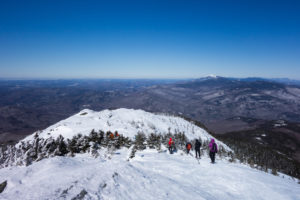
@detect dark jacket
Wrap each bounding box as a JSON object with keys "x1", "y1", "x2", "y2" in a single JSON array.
[{"x1": 195, "y1": 140, "x2": 201, "y2": 150}]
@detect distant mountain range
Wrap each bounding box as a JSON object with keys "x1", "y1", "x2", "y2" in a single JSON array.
[
  {"x1": 108, "y1": 76, "x2": 300, "y2": 132},
  {"x1": 107, "y1": 76, "x2": 299, "y2": 164},
  {"x1": 0, "y1": 77, "x2": 299, "y2": 164},
  {"x1": 1, "y1": 77, "x2": 300, "y2": 139},
  {"x1": 192, "y1": 76, "x2": 300, "y2": 85}
]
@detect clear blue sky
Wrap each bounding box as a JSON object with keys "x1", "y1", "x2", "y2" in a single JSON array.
[{"x1": 0, "y1": 0, "x2": 299, "y2": 79}]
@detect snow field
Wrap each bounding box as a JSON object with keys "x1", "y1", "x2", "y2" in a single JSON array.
[{"x1": 0, "y1": 147, "x2": 299, "y2": 200}]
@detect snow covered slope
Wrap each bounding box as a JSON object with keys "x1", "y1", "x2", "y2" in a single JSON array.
[
  {"x1": 0, "y1": 148, "x2": 299, "y2": 200},
  {"x1": 21, "y1": 108, "x2": 227, "y2": 149},
  {"x1": 1, "y1": 108, "x2": 299, "y2": 199}
]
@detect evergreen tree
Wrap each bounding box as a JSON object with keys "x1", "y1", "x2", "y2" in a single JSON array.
[{"x1": 135, "y1": 132, "x2": 147, "y2": 150}]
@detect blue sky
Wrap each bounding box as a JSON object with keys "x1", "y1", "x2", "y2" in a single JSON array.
[{"x1": 0, "y1": 0, "x2": 299, "y2": 79}]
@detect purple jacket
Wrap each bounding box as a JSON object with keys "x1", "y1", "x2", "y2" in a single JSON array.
[{"x1": 209, "y1": 139, "x2": 218, "y2": 152}]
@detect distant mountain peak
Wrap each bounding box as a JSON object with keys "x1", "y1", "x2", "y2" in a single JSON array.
[{"x1": 207, "y1": 74, "x2": 218, "y2": 78}]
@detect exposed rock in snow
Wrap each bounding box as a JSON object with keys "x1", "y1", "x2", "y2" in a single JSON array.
[{"x1": 0, "y1": 180, "x2": 7, "y2": 193}]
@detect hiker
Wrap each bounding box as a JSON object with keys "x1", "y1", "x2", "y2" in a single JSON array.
[
  {"x1": 186, "y1": 142, "x2": 192, "y2": 154},
  {"x1": 195, "y1": 139, "x2": 201, "y2": 159},
  {"x1": 168, "y1": 138, "x2": 174, "y2": 154},
  {"x1": 109, "y1": 132, "x2": 114, "y2": 139},
  {"x1": 209, "y1": 139, "x2": 218, "y2": 163},
  {"x1": 115, "y1": 131, "x2": 119, "y2": 137}
]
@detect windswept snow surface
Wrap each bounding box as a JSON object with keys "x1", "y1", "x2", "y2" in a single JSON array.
[
  {"x1": 20, "y1": 108, "x2": 226, "y2": 149},
  {"x1": 0, "y1": 148, "x2": 299, "y2": 200}
]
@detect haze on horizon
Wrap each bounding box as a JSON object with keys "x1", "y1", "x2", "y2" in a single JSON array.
[{"x1": 0, "y1": 0, "x2": 299, "y2": 79}]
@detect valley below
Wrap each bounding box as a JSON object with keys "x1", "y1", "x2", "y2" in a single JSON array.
[{"x1": 0, "y1": 77, "x2": 299, "y2": 167}]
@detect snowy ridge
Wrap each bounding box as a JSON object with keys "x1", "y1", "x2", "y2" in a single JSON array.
[
  {"x1": 20, "y1": 108, "x2": 229, "y2": 150},
  {"x1": 1, "y1": 109, "x2": 300, "y2": 199},
  {"x1": 0, "y1": 108, "x2": 230, "y2": 169}
]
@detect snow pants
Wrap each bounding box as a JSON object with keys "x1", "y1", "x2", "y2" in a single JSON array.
[
  {"x1": 209, "y1": 151, "x2": 216, "y2": 163},
  {"x1": 195, "y1": 149, "x2": 200, "y2": 158},
  {"x1": 169, "y1": 146, "x2": 173, "y2": 154}
]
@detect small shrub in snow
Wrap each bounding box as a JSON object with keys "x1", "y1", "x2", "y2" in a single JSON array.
[
  {"x1": 135, "y1": 132, "x2": 147, "y2": 150},
  {"x1": 147, "y1": 133, "x2": 161, "y2": 150},
  {"x1": 0, "y1": 129, "x2": 234, "y2": 171},
  {"x1": 173, "y1": 132, "x2": 187, "y2": 150},
  {"x1": 129, "y1": 146, "x2": 137, "y2": 159},
  {"x1": 272, "y1": 168, "x2": 278, "y2": 176},
  {"x1": 0, "y1": 129, "x2": 134, "y2": 168},
  {"x1": 0, "y1": 180, "x2": 7, "y2": 193}
]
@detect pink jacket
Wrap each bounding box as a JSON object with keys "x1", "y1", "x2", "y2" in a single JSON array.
[{"x1": 209, "y1": 139, "x2": 218, "y2": 152}]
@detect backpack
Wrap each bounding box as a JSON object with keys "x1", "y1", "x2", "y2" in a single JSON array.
[
  {"x1": 187, "y1": 143, "x2": 191, "y2": 150},
  {"x1": 212, "y1": 143, "x2": 217, "y2": 152},
  {"x1": 195, "y1": 141, "x2": 201, "y2": 149}
]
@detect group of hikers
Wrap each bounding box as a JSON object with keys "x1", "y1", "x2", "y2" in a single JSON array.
[
  {"x1": 108, "y1": 131, "x2": 120, "y2": 139},
  {"x1": 110, "y1": 131, "x2": 218, "y2": 163},
  {"x1": 168, "y1": 137, "x2": 218, "y2": 163}
]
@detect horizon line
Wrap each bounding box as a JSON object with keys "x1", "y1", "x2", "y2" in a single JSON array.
[{"x1": 0, "y1": 76, "x2": 300, "y2": 81}]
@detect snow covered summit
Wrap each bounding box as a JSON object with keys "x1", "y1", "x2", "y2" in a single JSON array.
[
  {"x1": 1, "y1": 108, "x2": 231, "y2": 170},
  {"x1": 0, "y1": 108, "x2": 300, "y2": 199},
  {"x1": 21, "y1": 108, "x2": 227, "y2": 149}
]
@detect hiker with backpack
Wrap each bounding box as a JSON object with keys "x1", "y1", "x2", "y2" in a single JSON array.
[
  {"x1": 115, "y1": 131, "x2": 119, "y2": 137},
  {"x1": 209, "y1": 138, "x2": 218, "y2": 163},
  {"x1": 195, "y1": 139, "x2": 201, "y2": 159},
  {"x1": 186, "y1": 142, "x2": 192, "y2": 154},
  {"x1": 168, "y1": 138, "x2": 174, "y2": 154}
]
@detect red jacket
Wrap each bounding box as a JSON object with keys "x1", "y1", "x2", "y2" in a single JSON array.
[
  {"x1": 168, "y1": 138, "x2": 173, "y2": 147},
  {"x1": 187, "y1": 143, "x2": 191, "y2": 150}
]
